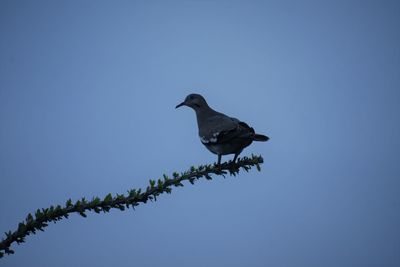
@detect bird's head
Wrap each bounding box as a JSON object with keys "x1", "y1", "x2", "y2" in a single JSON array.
[{"x1": 175, "y1": 94, "x2": 209, "y2": 110}]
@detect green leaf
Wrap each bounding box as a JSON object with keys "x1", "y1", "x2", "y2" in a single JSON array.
[
  {"x1": 256, "y1": 164, "x2": 261, "y2": 171},
  {"x1": 157, "y1": 179, "x2": 164, "y2": 189},
  {"x1": 17, "y1": 223, "x2": 26, "y2": 234},
  {"x1": 25, "y1": 214, "x2": 33, "y2": 223},
  {"x1": 66, "y1": 199, "x2": 73, "y2": 207},
  {"x1": 92, "y1": 197, "x2": 100, "y2": 205},
  {"x1": 5, "y1": 231, "x2": 12, "y2": 238},
  {"x1": 128, "y1": 189, "x2": 136, "y2": 197},
  {"x1": 35, "y1": 209, "x2": 43, "y2": 219},
  {"x1": 94, "y1": 207, "x2": 101, "y2": 213},
  {"x1": 104, "y1": 193, "x2": 113, "y2": 202}
]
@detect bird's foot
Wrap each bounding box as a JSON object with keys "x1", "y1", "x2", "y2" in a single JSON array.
[{"x1": 214, "y1": 161, "x2": 222, "y2": 170}]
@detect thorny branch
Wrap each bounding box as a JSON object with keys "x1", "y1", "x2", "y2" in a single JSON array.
[{"x1": 0, "y1": 155, "x2": 264, "y2": 258}]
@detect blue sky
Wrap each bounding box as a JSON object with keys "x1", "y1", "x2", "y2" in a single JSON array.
[{"x1": 1, "y1": 1, "x2": 399, "y2": 266}]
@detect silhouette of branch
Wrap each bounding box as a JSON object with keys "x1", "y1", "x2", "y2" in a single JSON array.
[{"x1": 0, "y1": 155, "x2": 264, "y2": 258}]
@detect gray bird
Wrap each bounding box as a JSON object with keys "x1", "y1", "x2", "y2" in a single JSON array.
[{"x1": 176, "y1": 93, "x2": 269, "y2": 165}]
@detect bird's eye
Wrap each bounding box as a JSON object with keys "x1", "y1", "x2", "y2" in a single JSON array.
[{"x1": 189, "y1": 95, "x2": 194, "y2": 100}]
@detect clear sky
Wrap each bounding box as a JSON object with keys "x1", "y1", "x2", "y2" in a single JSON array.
[{"x1": 1, "y1": 1, "x2": 399, "y2": 266}]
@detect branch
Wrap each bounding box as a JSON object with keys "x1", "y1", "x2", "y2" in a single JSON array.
[{"x1": 0, "y1": 155, "x2": 264, "y2": 258}]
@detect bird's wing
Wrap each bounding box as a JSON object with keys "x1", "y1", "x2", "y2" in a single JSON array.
[
  {"x1": 199, "y1": 114, "x2": 254, "y2": 144},
  {"x1": 215, "y1": 121, "x2": 255, "y2": 143}
]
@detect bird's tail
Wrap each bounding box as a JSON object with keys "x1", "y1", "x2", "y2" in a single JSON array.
[{"x1": 254, "y1": 133, "x2": 269, "y2": 142}]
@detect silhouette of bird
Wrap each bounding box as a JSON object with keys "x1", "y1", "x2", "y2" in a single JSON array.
[{"x1": 176, "y1": 93, "x2": 269, "y2": 165}]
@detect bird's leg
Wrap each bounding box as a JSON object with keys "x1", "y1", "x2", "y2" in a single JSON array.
[
  {"x1": 232, "y1": 153, "x2": 239, "y2": 164},
  {"x1": 217, "y1": 154, "x2": 222, "y2": 166}
]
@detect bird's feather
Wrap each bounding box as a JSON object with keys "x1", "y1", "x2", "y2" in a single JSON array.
[{"x1": 200, "y1": 115, "x2": 256, "y2": 145}]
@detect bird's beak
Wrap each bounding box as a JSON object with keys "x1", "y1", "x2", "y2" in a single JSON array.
[{"x1": 175, "y1": 102, "x2": 185, "y2": 109}]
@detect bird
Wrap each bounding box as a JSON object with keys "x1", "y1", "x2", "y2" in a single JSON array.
[{"x1": 176, "y1": 93, "x2": 269, "y2": 165}]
